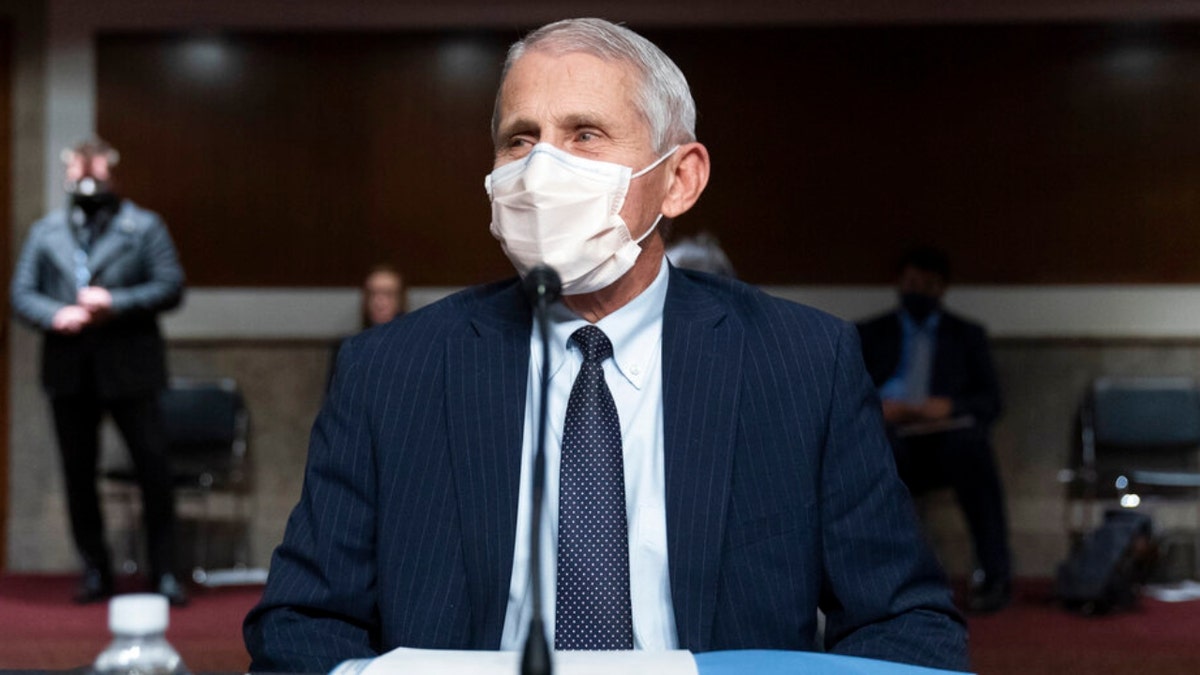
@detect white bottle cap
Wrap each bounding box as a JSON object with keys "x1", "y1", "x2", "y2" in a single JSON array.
[{"x1": 109, "y1": 593, "x2": 170, "y2": 635}]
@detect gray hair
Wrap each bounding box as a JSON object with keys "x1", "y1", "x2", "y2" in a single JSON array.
[
  {"x1": 492, "y1": 18, "x2": 697, "y2": 154},
  {"x1": 665, "y1": 232, "x2": 736, "y2": 278}
]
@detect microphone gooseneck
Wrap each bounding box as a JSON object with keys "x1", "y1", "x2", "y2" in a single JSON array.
[{"x1": 521, "y1": 265, "x2": 560, "y2": 675}]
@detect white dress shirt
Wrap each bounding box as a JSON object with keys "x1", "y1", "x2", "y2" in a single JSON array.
[{"x1": 500, "y1": 258, "x2": 678, "y2": 651}]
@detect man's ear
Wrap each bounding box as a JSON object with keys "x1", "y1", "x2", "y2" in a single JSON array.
[{"x1": 660, "y1": 142, "x2": 711, "y2": 219}]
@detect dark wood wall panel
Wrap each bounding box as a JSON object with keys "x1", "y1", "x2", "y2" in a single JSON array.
[
  {"x1": 98, "y1": 32, "x2": 516, "y2": 287},
  {"x1": 97, "y1": 23, "x2": 1200, "y2": 286}
]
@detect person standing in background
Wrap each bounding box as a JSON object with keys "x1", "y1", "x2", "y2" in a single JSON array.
[{"x1": 10, "y1": 138, "x2": 188, "y2": 606}]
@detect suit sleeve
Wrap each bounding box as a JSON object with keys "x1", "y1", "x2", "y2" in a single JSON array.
[
  {"x1": 10, "y1": 224, "x2": 67, "y2": 330},
  {"x1": 818, "y1": 322, "x2": 970, "y2": 671},
  {"x1": 244, "y1": 338, "x2": 383, "y2": 672},
  {"x1": 107, "y1": 214, "x2": 185, "y2": 316}
]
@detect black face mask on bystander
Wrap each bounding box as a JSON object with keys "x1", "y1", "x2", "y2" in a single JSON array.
[
  {"x1": 71, "y1": 191, "x2": 119, "y2": 217},
  {"x1": 900, "y1": 292, "x2": 940, "y2": 322},
  {"x1": 67, "y1": 176, "x2": 119, "y2": 218}
]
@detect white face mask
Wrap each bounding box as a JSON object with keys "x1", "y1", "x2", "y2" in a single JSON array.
[{"x1": 485, "y1": 143, "x2": 677, "y2": 296}]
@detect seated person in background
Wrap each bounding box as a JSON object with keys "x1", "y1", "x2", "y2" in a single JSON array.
[
  {"x1": 664, "y1": 231, "x2": 736, "y2": 278},
  {"x1": 326, "y1": 264, "x2": 407, "y2": 392},
  {"x1": 362, "y1": 263, "x2": 406, "y2": 329},
  {"x1": 857, "y1": 245, "x2": 1012, "y2": 613},
  {"x1": 246, "y1": 18, "x2": 967, "y2": 673}
]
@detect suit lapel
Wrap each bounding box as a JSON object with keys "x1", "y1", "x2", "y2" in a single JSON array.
[
  {"x1": 931, "y1": 312, "x2": 956, "y2": 395},
  {"x1": 881, "y1": 312, "x2": 904, "y2": 381},
  {"x1": 43, "y1": 213, "x2": 81, "y2": 283},
  {"x1": 661, "y1": 267, "x2": 743, "y2": 650},
  {"x1": 441, "y1": 271, "x2": 744, "y2": 649},
  {"x1": 444, "y1": 283, "x2": 531, "y2": 648},
  {"x1": 86, "y1": 205, "x2": 136, "y2": 279}
]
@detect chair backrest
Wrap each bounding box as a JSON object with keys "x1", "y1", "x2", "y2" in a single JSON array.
[
  {"x1": 1090, "y1": 377, "x2": 1200, "y2": 448},
  {"x1": 1077, "y1": 376, "x2": 1200, "y2": 498},
  {"x1": 160, "y1": 377, "x2": 249, "y2": 486}
]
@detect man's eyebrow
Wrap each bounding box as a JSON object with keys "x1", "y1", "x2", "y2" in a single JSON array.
[
  {"x1": 497, "y1": 117, "x2": 539, "y2": 139},
  {"x1": 560, "y1": 113, "x2": 605, "y2": 130}
]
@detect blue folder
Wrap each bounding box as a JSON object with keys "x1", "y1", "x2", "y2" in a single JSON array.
[{"x1": 695, "y1": 650, "x2": 972, "y2": 675}]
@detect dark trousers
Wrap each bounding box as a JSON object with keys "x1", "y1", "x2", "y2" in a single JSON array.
[
  {"x1": 891, "y1": 426, "x2": 1012, "y2": 585},
  {"x1": 51, "y1": 390, "x2": 177, "y2": 582}
]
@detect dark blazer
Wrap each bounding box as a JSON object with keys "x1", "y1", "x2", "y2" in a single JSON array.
[
  {"x1": 857, "y1": 309, "x2": 1002, "y2": 428},
  {"x1": 10, "y1": 200, "x2": 185, "y2": 398},
  {"x1": 244, "y1": 267, "x2": 967, "y2": 672}
]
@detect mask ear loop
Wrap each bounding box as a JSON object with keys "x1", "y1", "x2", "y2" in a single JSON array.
[
  {"x1": 627, "y1": 146, "x2": 679, "y2": 244},
  {"x1": 630, "y1": 145, "x2": 680, "y2": 179},
  {"x1": 633, "y1": 214, "x2": 665, "y2": 245}
]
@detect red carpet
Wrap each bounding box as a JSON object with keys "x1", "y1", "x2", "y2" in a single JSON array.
[
  {"x1": 0, "y1": 574, "x2": 262, "y2": 671},
  {"x1": 966, "y1": 580, "x2": 1200, "y2": 674},
  {"x1": 2, "y1": 575, "x2": 1198, "y2": 673}
]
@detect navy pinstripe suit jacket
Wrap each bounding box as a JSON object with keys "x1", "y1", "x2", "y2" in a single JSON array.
[{"x1": 244, "y1": 266, "x2": 968, "y2": 672}]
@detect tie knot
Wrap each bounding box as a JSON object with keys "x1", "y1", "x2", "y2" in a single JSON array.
[{"x1": 570, "y1": 325, "x2": 613, "y2": 363}]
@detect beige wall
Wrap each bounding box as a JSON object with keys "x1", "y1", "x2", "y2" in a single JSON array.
[
  {"x1": 6, "y1": 340, "x2": 332, "y2": 573},
  {"x1": 3, "y1": 0, "x2": 49, "y2": 570},
  {"x1": 931, "y1": 339, "x2": 1200, "y2": 578},
  {"x1": 11, "y1": 332, "x2": 1200, "y2": 578}
]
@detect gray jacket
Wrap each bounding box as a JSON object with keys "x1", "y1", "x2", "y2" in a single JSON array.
[{"x1": 11, "y1": 199, "x2": 185, "y2": 397}]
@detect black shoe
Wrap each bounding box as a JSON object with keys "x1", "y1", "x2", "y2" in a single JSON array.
[
  {"x1": 967, "y1": 578, "x2": 1011, "y2": 614},
  {"x1": 156, "y1": 573, "x2": 189, "y2": 607},
  {"x1": 74, "y1": 568, "x2": 114, "y2": 604}
]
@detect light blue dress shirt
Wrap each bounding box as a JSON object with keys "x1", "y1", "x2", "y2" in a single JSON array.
[
  {"x1": 879, "y1": 310, "x2": 940, "y2": 403},
  {"x1": 501, "y1": 258, "x2": 678, "y2": 651}
]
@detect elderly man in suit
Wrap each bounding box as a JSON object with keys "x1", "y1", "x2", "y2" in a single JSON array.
[
  {"x1": 11, "y1": 139, "x2": 187, "y2": 605},
  {"x1": 857, "y1": 246, "x2": 1012, "y2": 614},
  {"x1": 245, "y1": 18, "x2": 967, "y2": 672}
]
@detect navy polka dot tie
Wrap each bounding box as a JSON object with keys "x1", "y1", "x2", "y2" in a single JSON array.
[{"x1": 555, "y1": 325, "x2": 634, "y2": 650}]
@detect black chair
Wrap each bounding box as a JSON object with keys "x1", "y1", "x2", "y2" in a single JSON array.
[
  {"x1": 1063, "y1": 376, "x2": 1200, "y2": 576},
  {"x1": 104, "y1": 376, "x2": 255, "y2": 585}
]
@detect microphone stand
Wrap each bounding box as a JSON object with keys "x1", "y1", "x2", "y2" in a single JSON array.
[{"x1": 521, "y1": 267, "x2": 560, "y2": 675}]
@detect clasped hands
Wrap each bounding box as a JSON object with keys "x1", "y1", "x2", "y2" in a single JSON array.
[
  {"x1": 882, "y1": 396, "x2": 954, "y2": 425},
  {"x1": 51, "y1": 286, "x2": 113, "y2": 334}
]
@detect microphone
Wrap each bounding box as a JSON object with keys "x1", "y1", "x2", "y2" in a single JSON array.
[
  {"x1": 521, "y1": 266, "x2": 560, "y2": 675},
  {"x1": 522, "y1": 266, "x2": 562, "y2": 308}
]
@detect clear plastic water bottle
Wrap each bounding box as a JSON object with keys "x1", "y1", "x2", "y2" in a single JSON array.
[{"x1": 93, "y1": 594, "x2": 188, "y2": 675}]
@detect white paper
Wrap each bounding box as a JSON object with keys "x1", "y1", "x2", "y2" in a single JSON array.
[
  {"x1": 332, "y1": 648, "x2": 697, "y2": 675},
  {"x1": 1145, "y1": 579, "x2": 1200, "y2": 603}
]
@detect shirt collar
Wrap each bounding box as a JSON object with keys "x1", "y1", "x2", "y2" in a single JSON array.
[
  {"x1": 544, "y1": 257, "x2": 669, "y2": 390},
  {"x1": 900, "y1": 308, "x2": 941, "y2": 334}
]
